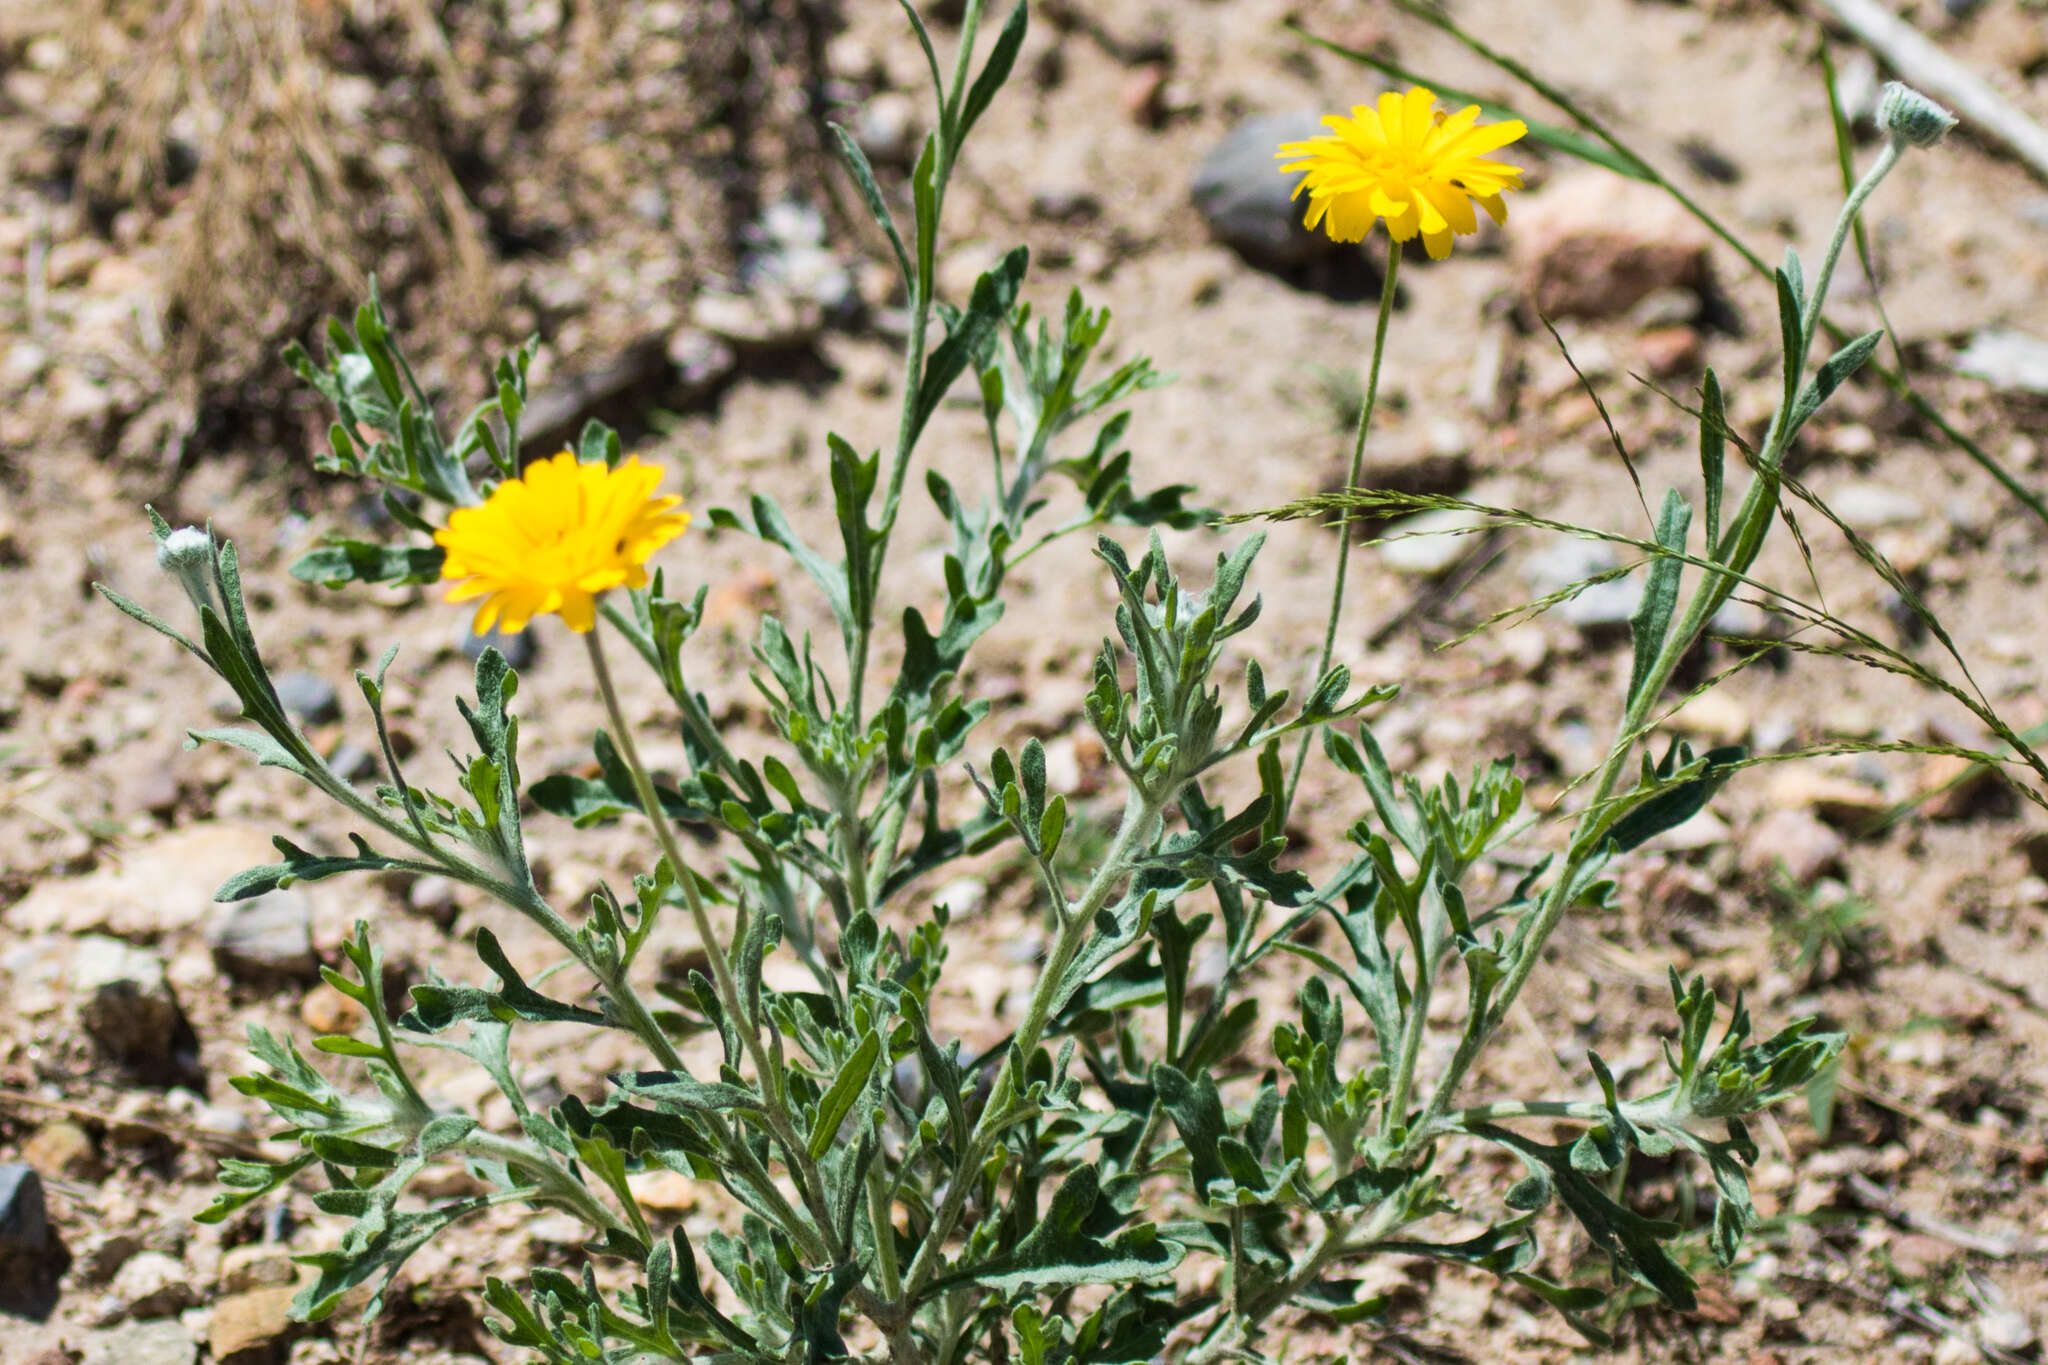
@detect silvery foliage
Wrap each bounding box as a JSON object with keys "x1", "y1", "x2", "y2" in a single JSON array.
[{"x1": 104, "y1": 3, "x2": 1896, "y2": 1359}]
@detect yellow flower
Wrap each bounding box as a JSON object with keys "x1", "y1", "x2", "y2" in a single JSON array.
[
  {"x1": 434, "y1": 451, "x2": 691, "y2": 634},
  {"x1": 1277, "y1": 88, "x2": 1526, "y2": 261}
]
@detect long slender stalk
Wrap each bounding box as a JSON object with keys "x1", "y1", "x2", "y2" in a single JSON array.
[
  {"x1": 857, "y1": 0, "x2": 989, "y2": 722},
  {"x1": 1366, "y1": 0, "x2": 2048, "y2": 530},
  {"x1": 584, "y1": 628, "x2": 845, "y2": 1259},
  {"x1": 1284, "y1": 246, "x2": 1402, "y2": 817},
  {"x1": 1402, "y1": 149, "x2": 1907, "y2": 1154}
]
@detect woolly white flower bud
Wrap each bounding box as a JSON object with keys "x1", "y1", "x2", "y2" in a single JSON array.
[
  {"x1": 1876, "y1": 82, "x2": 1956, "y2": 150},
  {"x1": 156, "y1": 526, "x2": 216, "y2": 614}
]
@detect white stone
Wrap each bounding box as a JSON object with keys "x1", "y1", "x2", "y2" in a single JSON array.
[{"x1": 1378, "y1": 508, "x2": 1488, "y2": 577}]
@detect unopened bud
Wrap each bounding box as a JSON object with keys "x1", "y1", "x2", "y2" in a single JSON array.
[
  {"x1": 1876, "y1": 82, "x2": 1956, "y2": 150},
  {"x1": 156, "y1": 526, "x2": 216, "y2": 614}
]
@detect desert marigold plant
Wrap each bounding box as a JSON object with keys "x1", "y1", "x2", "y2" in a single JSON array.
[
  {"x1": 96, "y1": 2, "x2": 2010, "y2": 1360},
  {"x1": 434, "y1": 450, "x2": 691, "y2": 634},
  {"x1": 1277, "y1": 86, "x2": 1526, "y2": 258}
]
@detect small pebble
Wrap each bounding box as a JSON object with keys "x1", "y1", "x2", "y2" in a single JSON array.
[
  {"x1": 461, "y1": 622, "x2": 539, "y2": 670},
  {"x1": 207, "y1": 892, "x2": 318, "y2": 984},
  {"x1": 272, "y1": 671, "x2": 341, "y2": 726}
]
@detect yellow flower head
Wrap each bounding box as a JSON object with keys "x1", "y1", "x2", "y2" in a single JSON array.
[
  {"x1": 1277, "y1": 88, "x2": 1527, "y2": 261},
  {"x1": 434, "y1": 451, "x2": 690, "y2": 635}
]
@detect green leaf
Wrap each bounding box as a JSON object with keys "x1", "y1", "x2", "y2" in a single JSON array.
[
  {"x1": 529, "y1": 729, "x2": 717, "y2": 828},
  {"x1": 290, "y1": 539, "x2": 445, "y2": 588},
  {"x1": 936, "y1": 1165, "x2": 1185, "y2": 1298},
  {"x1": 195, "y1": 1153, "x2": 316, "y2": 1225},
  {"x1": 892, "y1": 0, "x2": 944, "y2": 113},
  {"x1": 956, "y1": 2, "x2": 1027, "y2": 143},
  {"x1": 611, "y1": 1069, "x2": 767, "y2": 1116},
  {"x1": 1474, "y1": 1125, "x2": 1696, "y2": 1311},
  {"x1": 95, "y1": 582, "x2": 201, "y2": 656},
  {"x1": 913, "y1": 247, "x2": 1028, "y2": 438},
  {"x1": 1787, "y1": 328, "x2": 1883, "y2": 439},
  {"x1": 189, "y1": 726, "x2": 307, "y2": 778},
  {"x1": 310, "y1": 1036, "x2": 385, "y2": 1058},
  {"x1": 1624, "y1": 489, "x2": 1691, "y2": 708},
  {"x1": 1699, "y1": 368, "x2": 1726, "y2": 552},
  {"x1": 1149, "y1": 1063, "x2": 1226, "y2": 1198},
  {"x1": 400, "y1": 928, "x2": 609, "y2": 1031},
  {"x1": 1604, "y1": 742, "x2": 1743, "y2": 853},
  {"x1": 215, "y1": 833, "x2": 410, "y2": 901},
  {"x1": 807, "y1": 1029, "x2": 880, "y2": 1159},
  {"x1": 1775, "y1": 265, "x2": 1805, "y2": 420},
  {"x1": 294, "y1": 1197, "x2": 493, "y2": 1322},
  {"x1": 912, "y1": 133, "x2": 940, "y2": 305}
]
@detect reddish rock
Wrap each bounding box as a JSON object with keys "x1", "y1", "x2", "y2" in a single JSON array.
[
  {"x1": 1513, "y1": 170, "x2": 1714, "y2": 320},
  {"x1": 1638, "y1": 325, "x2": 1703, "y2": 376}
]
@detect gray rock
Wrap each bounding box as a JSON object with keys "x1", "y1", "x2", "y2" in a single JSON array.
[
  {"x1": 1191, "y1": 111, "x2": 1349, "y2": 269},
  {"x1": 853, "y1": 92, "x2": 920, "y2": 167},
  {"x1": 0, "y1": 1162, "x2": 64, "y2": 1319},
  {"x1": 80, "y1": 1320, "x2": 198, "y2": 1365},
  {"x1": 462, "y1": 622, "x2": 538, "y2": 670},
  {"x1": 0, "y1": 1163, "x2": 48, "y2": 1250},
  {"x1": 1711, "y1": 598, "x2": 1778, "y2": 641},
  {"x1": 1522, "y1": 539, "x2": 1641, "y2": 630},
  {"x1": 740, "y1": 203, "x2": 857, "y2": 323},
  {"x1": 1030, "y1": 185, "x2": 1101, "y2": 223},
  {"x1": 627, "y1": 186, "x2": 670, "y2": 225},
  {"x1": 261, "y1": 1202, "x2": 295, "y2": 1245},
  {"x1": 2019, "y1": 829, "x2": 2048, "y2": 879},
  {"x1": 692, "y1": 289, "x2": 824, "y2": 351},
  {"x1": 73, "y1": 937, "x2": 196, "y2": 1082},
  {"x1": 107, "y1": 1249, "x2": 195, "y2": 1320},
  {"x1": 407, "y1": 874, "x2": 460, "y2": 928},
  {"x1": 208, "y1": 891, "x2": 318, "y2": 984},
  {"x1": 1955, "y1": 328, "x2": 2048, "y2": 395},
  {"x1": 2, "y1": 340, "x2": 48, "y2": 388},
  {"x1": 79, "y1": 1231, "x2": 143, "y2": 1285},
  {"x1": 1826, "y1": 481, "x2": 1924, "y2": 528},
  {"x1": 1834, "y1": 51, "x2": 1882, "y2": 127},
  {"x1": 219, "y1": 1244, "x2": 296, "y2": 1294},
  {"x1": 665, "y1": 328, "x2": 738, "y2": 404},
  {"x1": 327, "y1": 743, "x2": 376, "y2": 784},
  {"x1": 759, "y1": 243, "x2": 858, "y2": 320},
  {"x1": 1978, "y1": 1307, "x2": 2037, "y2": 1354},
  {"x1": 1379, "y1": 507, "x2": 1487, "y2": 577},
  {"x1": 272, "y1": 671, "x2": 341, "y2": 726}
]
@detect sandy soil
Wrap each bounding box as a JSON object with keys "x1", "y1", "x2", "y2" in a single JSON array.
[{"x1": 3, "y1": 0, "x2": 2047, "y2": 1361}]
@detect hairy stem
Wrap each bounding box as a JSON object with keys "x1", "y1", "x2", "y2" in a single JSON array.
[
  {"x1": 585, "y1": 628, "x2": 845, "y2": 1260},
  {"x1": 902, "y1": 785, "x2": 1164, "y2": 1296},
  {"x1": 1404, "y1": 147, "x2": 1907, "y2": 1155},
  {"x1": 859, "y1": 0, "x2": 988, "y2": 722},
  {"x1": 1284, "y1": 246, "x2": 1402, "y2": 817}
]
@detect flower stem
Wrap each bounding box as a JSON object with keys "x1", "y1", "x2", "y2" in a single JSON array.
[
  {"x1": 1403, "y1": 144, "x2": 1909, "y2": 1156},
  {"x1": 1800, "y1": 140, "x2": 1901, "y2": 354},
  {"x1": 1284, "y1": 245, "x2": 1402, "y2": 817},
  {"x1": 860, "y1": 0, "x2": 989, "y2": 724},
  {"x1": 901, "y1": 785, "x2": 1163, "y2": 1298},
  {"x1": 583, "y1": 627, "x2": 844, "y2": 1259}
]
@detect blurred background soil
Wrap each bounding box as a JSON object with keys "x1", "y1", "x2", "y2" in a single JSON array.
[{"x1": 3, "y1": 0, "x2": 2048, "y2": 1361}]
